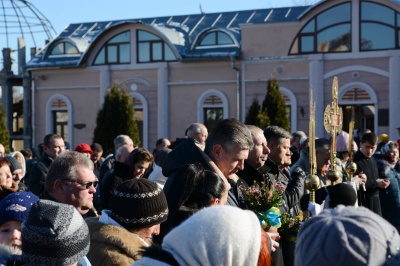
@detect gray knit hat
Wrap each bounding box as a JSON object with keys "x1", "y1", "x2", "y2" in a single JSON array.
[
  {"x1": 295, "y1": 205, "x2": 400, "y2": 266},
  {"x1": 110, "y1": 178, "x2": 168, "y2": 230},
  {"x1": 21, "y1": 200, "x2": 90, "y2": 266}
]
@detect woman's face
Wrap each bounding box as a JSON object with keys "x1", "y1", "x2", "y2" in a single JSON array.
[
  {"x1": 133, "y1": 161, "x2": 151, "y2": 178},
  {"x1": 136, "y1": 224, "x2": 160, "y2": 245},
  {"x1": 0, "y1": 164, "x2": 12, "y2": 189},
  {"x1": 0, "y1": 220, "x2": 22, "y2": 249}
]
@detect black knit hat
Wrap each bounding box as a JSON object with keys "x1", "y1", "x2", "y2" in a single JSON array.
[
  {"x1": 328, "y1": 183, "x2": 357, "y2": 207},
  {"x1": 21, "y1": 200, "x2": 90, "y2": 266},
  {"x1": 110, "y1": 178, "x2": 168, "y2": 230}
]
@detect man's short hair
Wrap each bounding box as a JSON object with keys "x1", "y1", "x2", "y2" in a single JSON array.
[
  {"x1": 315, "y1": 138, "x2": 331, "y2": 149},
  {"x1": 45, "y1": 151, "x2": 94, "y2": 191},
  {"x1": 292, "y1": 131, "x2": 307, "y2": 140},
  {"x1": 361, "y1": 132, "x2": 378, "y2": 145},
  {"x1": 186, "y1": 123, "x2": 202, "y2": 136},
  {"x1": 43, "y1": 134, "x2": 63, "y2": 147},
  {"x1": 113, "y1": 135, "x2": 133, "y2": 150},
  {"x1": 264, "y1": 126, "x2": 291, "y2": 145},
  {"x1": 205, "y1": 118, "x2": 253, "y2": 155},
  {"x1": 90, "y1": 143, "x2": 103, "y2": 153}
]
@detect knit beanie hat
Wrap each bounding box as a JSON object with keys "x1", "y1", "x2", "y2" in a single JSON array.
[
  {"x1": 295, "y1": 205, "x2": 400, "y2": 266},
  {"x1": 21, "y1": 200, "x2": 90, "y2": 266},
  {"x1": 4, "y1": 156, "x2": 22, "y2": 174},
  {"x1": 0, "y1": 192, "x2": 39, "y2": 225},
  {"x1": 336, "y1": 131, "x2": 358, "y2": 152},
  {"x1": 109, "y1": 179, "x2": 168, "y2": 231}
]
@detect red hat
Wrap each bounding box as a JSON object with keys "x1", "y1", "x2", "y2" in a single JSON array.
[{"x1": 74, "y1": 143, "x2": 93, "y2": 154}]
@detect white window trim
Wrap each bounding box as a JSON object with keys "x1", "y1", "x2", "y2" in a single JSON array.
[
  {"x1": 45, "y1": 94, "x2": 74, "y2": 147},
  {"x1": 197, "y1": 90, "x2": 229, "y2": 123},
  {"x1": 280, "y1": 87, "x2": 297, "y2": 132},
  {"x1": 338, "y1": 81, "x2": 378, "y2": 133},
  {"x1": 130, "y1": 92, "x2": 149, "y2": 149}
]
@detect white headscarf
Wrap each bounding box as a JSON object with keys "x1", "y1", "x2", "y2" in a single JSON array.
[{"x1": 162, "y1": 205, "x2": 261, "y2": 266}]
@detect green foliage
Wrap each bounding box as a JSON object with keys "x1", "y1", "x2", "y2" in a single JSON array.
[
  {"x1": 93, "y1": 82, "x2": 140, "y2": 153},
  {"x1": 0, "y1": 105, "x2": 10, "y2": 152},
  {"x1": 258, "y1": 108, "x2": 271, "y2": 130},
  {"x1": 261, "y1": 77, "x2": 290, "y2": 131},
  {"x1": 245, "y1": 97, "x2": 261, "y2": 126}
]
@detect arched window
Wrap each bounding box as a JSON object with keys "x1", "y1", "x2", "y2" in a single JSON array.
[
  {"x1": 137, "y1": 30, "x2": 176, "y2": 63},
  {"x1": 290, "y1": 2, "x2": 351, "y2": 54},
  {"x1": 360, "y1": 1, "x2": 400, "y2": 51},
  {"x1": 94, "y1": 31, "x2": 130, "y2": 65},
  {"x1": 279, "y1": 87, "x2": 297, "y2": 132},
  {"x1": 198, "y1": 90, "x2": 229, "y2": 132},
  {"x1": 198, "y1": 30, "x2": 235, "y2": 47},
  {"x1": 49, "y1": 42, "x2": 79, "y2": 56},
  {"x1": 131, "y1": 92, "x2": 149, "y2": 149},
  {"x1": 46, "y1": 95, "x2": 73, "y2": 145},
  {"x1": 339, "y1": 82, "x2": 378, "y2": 133}
]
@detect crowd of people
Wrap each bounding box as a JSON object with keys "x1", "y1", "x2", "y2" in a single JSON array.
[{"x1": 0, "y1": 120, "x2": 400, "y2": 265}]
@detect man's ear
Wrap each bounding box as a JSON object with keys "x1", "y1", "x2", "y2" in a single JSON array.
[
  {"x1": 267, "y1": 141, "x2": 276, "y2": 151},
  {"x1": 53, "y1": 179, "x2": 65, "y2": 194},
  {"x1": 212, "y1": 144, "x2": 223, "y2": 160}
]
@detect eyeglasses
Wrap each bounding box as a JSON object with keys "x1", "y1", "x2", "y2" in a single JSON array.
[{"x1": 61, "y1": 179, "x2": 98, "y2": 189}]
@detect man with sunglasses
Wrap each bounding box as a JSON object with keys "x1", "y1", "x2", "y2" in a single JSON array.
[{"x1": 41, "y1": 151, "x2": 98, "y2": 217}]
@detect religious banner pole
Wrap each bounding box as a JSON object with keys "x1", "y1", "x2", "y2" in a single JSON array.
[
  {"x1": 305, "y1": 88, "x2": 320, "y2": 202},
  {"x1": 323, "y1": 77, "x2": 343, "y2": 186},
  {"x1": 345, "y1": 106, "x2": 357, "y2": 182}
]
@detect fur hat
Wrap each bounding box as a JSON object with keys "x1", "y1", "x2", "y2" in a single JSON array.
[
  {"x1": 0, "y1": 192, "x2": 39, "y2": 225},
  {"x1": 21, "y1": 200, "x2": 90, "y2": 266},
  {"x1": 295, "y1": 205, "x2": 400, "y2": 266},
  {"x1": 109, "y1": 179, "x2": 168, "y2": 230}
]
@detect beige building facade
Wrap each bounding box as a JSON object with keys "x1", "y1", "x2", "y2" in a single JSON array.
[{"x1": 26, "y1": 0, "x2": 400, "y2": 150}]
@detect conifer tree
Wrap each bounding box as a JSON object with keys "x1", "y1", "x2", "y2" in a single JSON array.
[
  {"x1": 261, "y1": 77, "x2": 290, "y2": 131},
  {"x1": 93, "y1": 83, "x2": 140, "y2": 153},
  {"x1": 245, "y1": 97, "x2": 261, "y2": 126},
  {"x1": 0, "y1": 105, "x2": 10, "y2": 152}
]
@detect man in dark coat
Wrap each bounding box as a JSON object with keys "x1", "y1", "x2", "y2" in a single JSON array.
[
  {"x1": 157, "y1": 119, "x2": 253, "y2": 244},
  {"x1": 354, "y1": 132, "x2": 390, "y2": 216},
  {"x1": 264, "y1": 126, "x2": 306, "y2": 266},
  {"x1": 26, "y1": 134, "x2": 66, "y2": 195}
]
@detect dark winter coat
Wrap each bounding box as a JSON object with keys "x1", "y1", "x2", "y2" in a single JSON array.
[
  {"x1": 156, "y1": 138, "x2": 238, "y2": 244},
  {"x1": 354, "y1": 150, "x2": 382, "y2": 216},
  {"x1": 26, "y1": 153, "x2": 53, "y2": 196},
  {"x1": 377, "y1": 159, "x2": 400, "y2": 232}
]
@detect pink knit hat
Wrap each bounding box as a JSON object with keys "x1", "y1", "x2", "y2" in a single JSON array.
[{"x1": 336, "y1": 131, "x2": 358, "y2": 152}]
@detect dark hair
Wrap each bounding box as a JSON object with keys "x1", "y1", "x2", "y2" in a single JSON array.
[
  {"x1": 176, "y1": 164, "x2": 226, "y2": 212},
  {"x1": 20, "y1": 149, "x2": 33, "y2": 158},
  {"x1": 126, "y1": 148, "x2": 153, "y2": 177},
  {"x1": 315, "y1": 138, "x2": 330, "y2": 149},
  {"x1": 0, "y1": 158, "x2": 10, "y2": 169},
  {"x1": 90, "y1": 143, "x2": 103, "y2": 153},
  {"x1": 264, "y1": 126, "x2": 291, "y2": 145},
  {"x1": 43, "y1": 134, "x2": 63, "y2": 147},
  {"x1": 205, "y1": 118, "x2": 253, "y2": 156},
  {"x1": 361, "y1": 132, "x2": 378, "y2": 145}
]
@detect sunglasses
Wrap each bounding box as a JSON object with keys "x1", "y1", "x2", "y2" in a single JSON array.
[{"x1": 61, "y1": 179, "x2": 98, "y2": 189}]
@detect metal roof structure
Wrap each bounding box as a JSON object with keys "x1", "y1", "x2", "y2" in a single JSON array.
[{"x1": 26, "y1": 5, "x2": 310, "y2": 68}]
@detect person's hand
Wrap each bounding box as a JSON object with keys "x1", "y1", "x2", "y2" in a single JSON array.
[
  {"x1": 377, "y1": 178, "x2": 390, "y2": 188},
  {"x1": 356, "y1": 171, "x2": 367, "y2": 186},
  {"x1": 266, "y1": 232, "x2": 280, "y2": 252}
]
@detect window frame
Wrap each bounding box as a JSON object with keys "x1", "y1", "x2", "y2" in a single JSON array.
[
  {"x1": 93, "y1": 31, "x2": 131, "y2": 65},
  {"x1": 136, "y1": 30, "x2": 177, "y2": 63}
]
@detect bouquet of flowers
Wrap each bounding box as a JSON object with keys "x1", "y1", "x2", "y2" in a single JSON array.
[
  {"x1": 279, "y1": 212, "x2": 304, "y2": 235},
  {"x1": 241, "y1": 179, "x2": 284, "y2": 229}
]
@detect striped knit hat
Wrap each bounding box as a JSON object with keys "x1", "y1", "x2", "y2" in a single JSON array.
[
  {"x1": 21, "y1": 200, "x2": 90, "y2": 266},
  {"x1": 110, "y1": 178, "x2": 168, "y2": 230}
]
